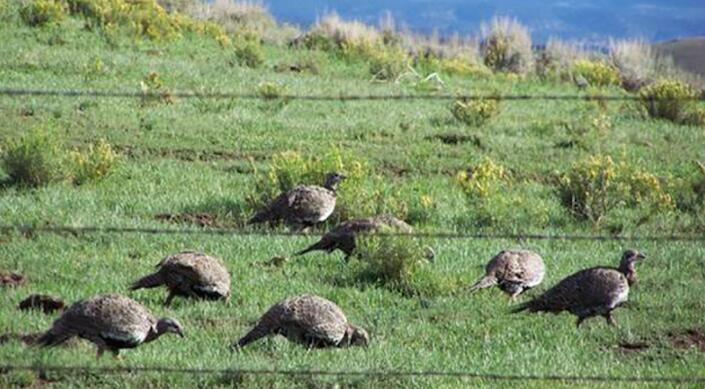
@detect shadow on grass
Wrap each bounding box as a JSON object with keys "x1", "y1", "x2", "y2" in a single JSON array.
[
  {"x1": 0, "y1": 177, "x2": 18, "y2": 191},
  {"x1": 424, "y1": 132, "x2": 485, "y2": 149}
]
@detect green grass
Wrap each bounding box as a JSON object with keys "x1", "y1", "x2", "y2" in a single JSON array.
[{"x1": 1, "y1": 5, "x2": 705, "y2": 388}]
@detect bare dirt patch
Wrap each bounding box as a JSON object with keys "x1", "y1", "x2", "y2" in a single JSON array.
[
  {"x1": 18, "y1": 294, "x2": 66, "y2": 314},
  {"x1": 0, "y1": 272, "x2": 25, "y2": 287},
  {"x1": 616, "y1": 341, "x2": 650, "y2": 354},
  {"x1": 0, "y1": 332, "x2": 43, "y2": 346},
  {"x1": 155, "y1": 212, "x2": 222, "y2": 228},
  {"x1": 669, "y1": 328, "x2": 705, "y2": 352},
  {"x1": 113, "y1": 145, "x2": 268, "y2": 162}
]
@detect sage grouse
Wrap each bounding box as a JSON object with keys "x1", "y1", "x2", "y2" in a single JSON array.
[
  {"x1": 248, "y1": 172, "x2": 346, "y2": 229},
  {"x1": 232, "y1": 294, "x2": 369, "y2": 350},
  {"x1": 469, "y1": 250, "x2": 545, "y2": 299},
  {"x1": 513, "y1": 250, "x2": 645, "y2": 327},
  {"x1": 37, "y1": 294, "x2": 184, "y2": 358},
  {"x1": 130, "y1": 251, "x2": 231, "y2": 306},
  {"x1": 295, "y1": 214, "x2": 413, "y2": 260}
]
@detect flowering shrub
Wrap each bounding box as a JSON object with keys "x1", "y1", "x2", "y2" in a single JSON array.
[
  {"x1": 571, "y1": 60, "x2": 620, "y2": 87},
  {"x1": 246, "y1": 149, "x2": 412, "y2": 225},
  {"x1": 557, "y1": 155, "x2": 674, "y2": 225},
  {"x1": 639, "y1": 79, "x2": 701, "y2": 125},
  {"x1": 557, "y1": 155, "x2": 621, "y2": 224},
  {"x1": 450, "y1": 98, "x2": 500, "y2": 126},
  {"x1": 456, "y1": 158, "x2": 506, "y2": 198},
  {"x1": 69, "y1": 140, "x2": 120, "y2": 185},
  {"x1": 21, "y1": 0, "x2": 230, "y2": 44},
  {"x1": 20, "y1": 0, "x2": 67, "y2": 26}
]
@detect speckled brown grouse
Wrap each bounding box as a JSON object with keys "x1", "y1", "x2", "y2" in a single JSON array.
[
  {"x1": 469, "y1": 249, "x2": 545, "y2": 299},
  {"x1": 512, "y1": 250, "x2": 645, "y2": 327},
  {"x1": 130, "y1": 251, "x2": 231, "y2": 306},
  {"x1": 248, "y1": 172, "x2": 346, "y2": 229},
  {"x1": 232, "y1": 294, "x2": 368, "y2": 350},
  {"x1": 36, "y1": 294, "x2": 183, "y2": 358},
  {"x1": 295, "y1": 214, "x2": 413, "y2": 260}
]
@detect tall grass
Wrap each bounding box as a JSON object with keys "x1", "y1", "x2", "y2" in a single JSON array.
[
  {"x1": 309, "y1": 12, "x2": 381, "y2": 49},
  {"x1": 405, "y1": 31, "x2": 480, "y2": 62},
  {"x1": 608, "y1": 39, "x2": 704, "y2": 91},
  {"x1": 536, "y1": 38, "x2": 588, "y2": 80},
  {"x1": 608, "y1": 39, "x2": 662, "y2": 90},
  {"x1": 189, "y1": 0, "x2": 299, "y2": 44}
]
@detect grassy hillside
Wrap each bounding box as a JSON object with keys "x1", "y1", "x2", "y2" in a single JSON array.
[
  {"x1": 656, "y1": 37, "x2": 705, "y2": 77},
  {"x1": 1, "y1": 2, "x2": 704, "y2": 388}
]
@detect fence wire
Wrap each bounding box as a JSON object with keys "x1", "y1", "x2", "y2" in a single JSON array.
[
  {"x1": 1, "y1": 224, "x2": 703, "y2": 242},
  {"x1": 1, "y1": 365, "x2": 704, "y2": 383},
  {"x1": 2, "y1": 87, "x2": 705, "y2": 101},
  {"x1": 2, "y1": 68, "x2": 704, "y2": 386}
]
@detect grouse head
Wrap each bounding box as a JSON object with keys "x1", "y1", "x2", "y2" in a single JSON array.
[
  {"x1": 323, "y1": 171, "x2": 347, "y2": 191},
  {"x1": 156, "y1": 317, "x2": 185, "y2": 338},
  {"x1": 619, "y1": 249, "x2": 645, "y2": 285},
  {"x1": 342, "y1": 324, "x2": 369, "y2": 348}
]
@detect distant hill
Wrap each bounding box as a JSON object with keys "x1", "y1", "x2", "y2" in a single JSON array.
[{"x1": 655, "y1": 37, "x2": 705, "y2": 77}]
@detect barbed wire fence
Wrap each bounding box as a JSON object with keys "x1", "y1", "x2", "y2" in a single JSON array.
[
  {"x1": 1, "y1": 365, "x2": 704, "y2": 384},
  {"x1": 1, "y1": 87, "x2": 705, "y2": 101},
  {"x1": 2, "y1": 85, "x2": 705, "y2": 383},
  {"x1": 1, "y1": 224, "x2": 703, "y2": 242}
]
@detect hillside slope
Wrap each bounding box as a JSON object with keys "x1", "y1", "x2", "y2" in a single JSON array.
[{"x1": 656, "y1": 37, "x2": 705, "y2": 77}]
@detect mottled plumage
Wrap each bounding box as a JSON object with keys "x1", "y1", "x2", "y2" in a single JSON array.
[
  {"x1": 233, "y1": 294, "x2": 368, "y2": 350},
  {"x1": 295, "y1": 214, "x2": 413, "y2": 260},
  {"x1": 621, "y1": 77, "x2": 653, "y2": 92},
  {"x1": 36, "y1": 294, "x2": 183, "y2": 358},
  {"x1": 248, "y1": 172, "x2": 346, "y2": 229},
  {"x1": 469, "y1": 250, "x2": 545, "y2": 299},
  {"x1": 130, "y1": 251, "x2": 231, "y2": 306},
  {"x1": 513, "y1": 250, "x2": 645, "y2": 327}
]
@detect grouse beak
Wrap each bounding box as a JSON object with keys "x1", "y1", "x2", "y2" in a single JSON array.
[
  {"x1": 177, "y1": 329, "x2": 185, "y2": 338},
  {"x1": 636, "y1": 252, "x2": 646, "y2": 260}
]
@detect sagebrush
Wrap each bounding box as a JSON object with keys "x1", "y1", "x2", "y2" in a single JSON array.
[
  {"x1": 0, "y1": 128, "x2": 64, "y2": 187},
  {"x1": 481, "y1": 16, "x2": 533, "y2": 74},
  {"x1": 352, "y1": 235, "x2": 445, "y2": 297}
]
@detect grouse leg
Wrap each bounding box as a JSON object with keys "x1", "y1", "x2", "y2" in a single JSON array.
[
  {"x1": 164, "y1": 290, "x2": 176, "y2": 307},
  {"x1": 508, "y1": 289, "x2": 522, "y2": 304},
  {"x1": 603, "y1": 312, "x2": 617, "y2": 326}
]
